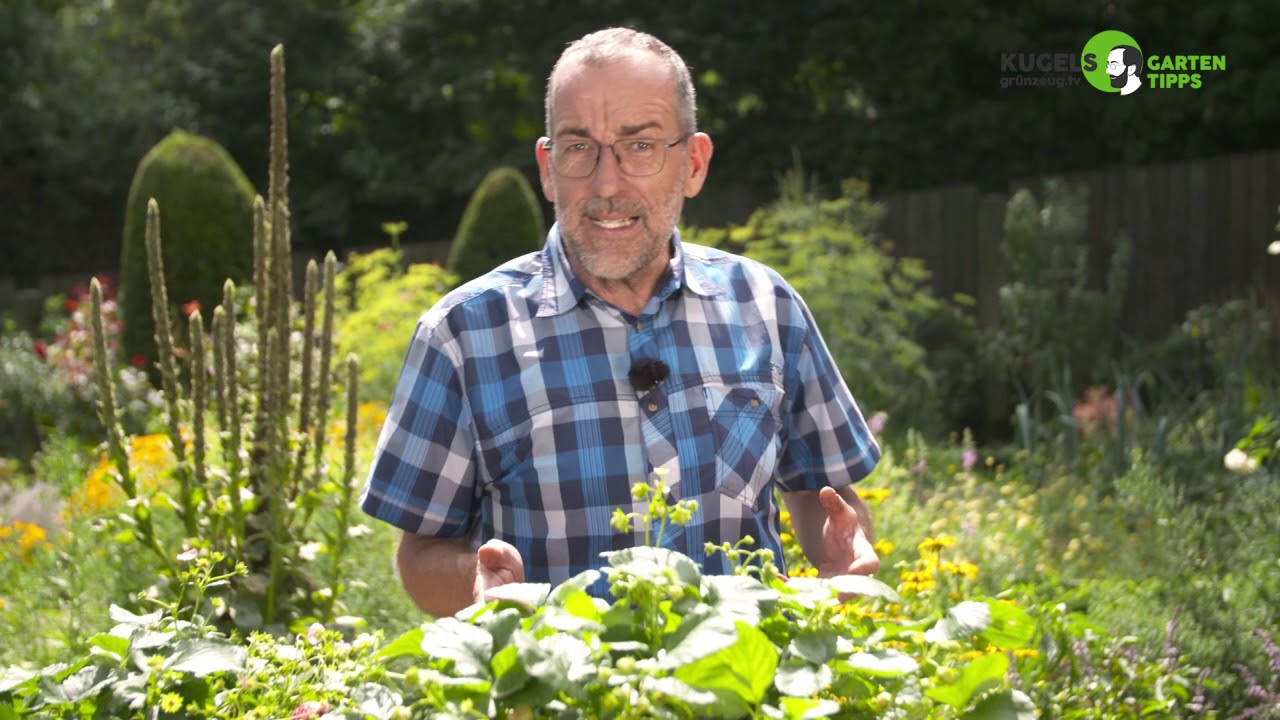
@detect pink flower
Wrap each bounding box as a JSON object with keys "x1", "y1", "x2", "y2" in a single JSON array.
[
  {"x1": 867, "y1": 412, "x2": 888, "y2": 435},
  {"x1": 33, "y1": 340, "x2": 47, "y2": 360},
  {"x1": 291, "y1": 701, "x2": 332, "y2": 720},
  {"x1": 911, "y1": 459, "x2": 928, "y2": 474},
  {"x1": 962, "y1": 449, "x2": 977, "y2": 471}
]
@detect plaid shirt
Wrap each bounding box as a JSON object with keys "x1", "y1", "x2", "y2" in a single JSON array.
[{"x1": 359, "y1": 224, "x2": 881, "y2": 598}]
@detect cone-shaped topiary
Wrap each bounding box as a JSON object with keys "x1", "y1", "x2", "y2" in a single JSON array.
[
  {"x1": 445, "y1": 165, "x2": 547, "y2": 286},
  {"x1": 119, "y1": 130, "x2": 257, "y2": 372}
]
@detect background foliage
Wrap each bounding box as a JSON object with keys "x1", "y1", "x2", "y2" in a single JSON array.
[{"x1": 2, "y1": 0, "x2": 1277, "y2": 281}]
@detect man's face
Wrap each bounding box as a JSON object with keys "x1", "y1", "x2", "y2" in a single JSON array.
[
  {"x1": 1107, "y1": 48, "x2": 1128, "y2": 87},
  {"x1": 536, "y1": 55, "x2": 711, "y2": 283}
]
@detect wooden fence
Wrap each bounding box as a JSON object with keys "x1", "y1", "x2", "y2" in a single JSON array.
[{"x1": 876, "y1": 148, "x2": 1280, "y2": 341}]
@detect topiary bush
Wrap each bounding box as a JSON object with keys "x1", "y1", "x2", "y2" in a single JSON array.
[
  {"x1": 445, "y1": 165, "x2": 546, "y2": 287},
  {"x1": 119, "y1": 130, "x2": 257, "y2": 374}
]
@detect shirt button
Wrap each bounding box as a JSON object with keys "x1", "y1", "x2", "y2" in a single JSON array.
[
  {"x1": 751, "y1": 397, "x2": 761, "y2": 407},
  {"x1": 647, "y1": 402, "x2": 658, "y2": 412},
  {"x1": 635, "y1": 322, "x2": 643, "y2": 331}
]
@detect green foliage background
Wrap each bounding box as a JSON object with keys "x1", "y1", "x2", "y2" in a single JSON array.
[
  {"x1": 2, "y1": 0, "x2": 1277, "y2": 280},
  {"x1": 446, "y1": 166, "x2": 547, "y2": 287}
]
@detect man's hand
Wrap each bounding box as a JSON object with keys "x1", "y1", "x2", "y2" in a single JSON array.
[
  {"x1": 816, "y1": 486, "x2": 880, "y2": 578},
  {"x1": 782, "y1": 485, "x2": 881, "y2": 590},
  {"x1": 474, "y1": 538, "x2": 525, "y2": 603}
]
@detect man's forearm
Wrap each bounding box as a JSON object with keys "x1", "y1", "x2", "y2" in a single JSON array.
[{"x1": 395, "y1": 532, "x2": 478, "y2": 618}]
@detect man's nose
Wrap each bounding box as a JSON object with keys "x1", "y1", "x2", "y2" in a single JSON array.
[{"x1": 590, "y1": 146, "x2": 624, "y2": 197}]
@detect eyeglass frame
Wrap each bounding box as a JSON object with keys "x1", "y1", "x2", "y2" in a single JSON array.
[{"x1": 541, "y1": 133, "x2": 692, "y2": 178}]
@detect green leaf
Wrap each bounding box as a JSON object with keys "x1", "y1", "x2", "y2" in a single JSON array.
[
  {"x1": 658, "y1": 613, "x2": 739, "y2": 671},
  {"x1": 774, "y1": 660, "x2": 833, "y2": 697},
  {"x1": 790, "y1": 628, "x2": 838, "y2": 665},
  {"x1": 375, "y1": 627, "x2": 426, "y2": 660},
  {"x1": 979, "y1": 600, "x2": 1036, "y2": 650},
  {"x1": 649, "y1": 676, "x2": 719, "y2": 708},
  {"x1": 826, "y1": 575, "x2": 902, "y2": 603},
  {"x1": 485, "y1": 582, "x2": 551, "y2": 610},
  {"x1": 108, "y1": 605, "x2": 162, "y2": 628},
  {"x1": 780, "y1": 696, "x2": 843, "y2": 719},
  {"x1": 421, "y1": 618, "x2": 494, "y2": 677},
  {"x1": 163, "y1": 639, "x2": 248, "y2": 677},
  {"x1": 476, "y1": 607, "x2": 523, "y2": 651},
  {"x1": 843, "y1": 650, "x2": 919, "y2": 677},
  {"x1": 925, "y1": 653, "x2": 1009, "y2": 709},
  {"x1": 963, "y1": 689, "x2": 1037, "y2": 719},
  {"x1": 925, "y1": 601, "x2": 992, "y2": 643},
  {"x1": 88, "y1": 633, "x2": 131, "y2": 660},
  {"x1": 0, "y1": 667, "x2": 35, "y2": 694},
  {"x1": 674, "y1": 621, "x2": 778, "y2": 710},
  {"x1": 603, "y1": 546, "x2": 702, "y2": 588},
  {"x1": 58, "y1": 665, "x2": 119, "y2": 703},
  {"x1": 350, "y1": 682, "x2": 403, "y2": 717},
  {"x1": 491, "y1": 644, "x2": 530, "y2": 699}
]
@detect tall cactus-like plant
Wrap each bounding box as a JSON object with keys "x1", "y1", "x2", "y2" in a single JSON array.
[{"x1": 90, "y1": 43, "x2": 362, "y2": 630}]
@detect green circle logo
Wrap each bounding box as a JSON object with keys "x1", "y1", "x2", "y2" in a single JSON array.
[{"x1": 1081, "y1": 30, "x2": 1143, "y2": 95}]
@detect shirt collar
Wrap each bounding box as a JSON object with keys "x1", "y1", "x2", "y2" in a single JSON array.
[{"x1": 536, "y1": 223, "x2": 725, "y2": 317}]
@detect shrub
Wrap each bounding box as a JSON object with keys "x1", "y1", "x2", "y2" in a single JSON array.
[
  {"x1": 445, "y1": 166, "x2": 546, "y2": 287},
  {"x1": 335, "y1": 247, "x2": 455, "y2": 408},
  {"x1": 119, "y1": 130, "x2": 257, "y2": 374}
]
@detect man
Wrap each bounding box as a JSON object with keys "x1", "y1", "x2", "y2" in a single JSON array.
[
  {"x1": 1107, "y1": 45, "x2": 1143, "y2": 96},
  {"x1": 360, "y1": 27, "x2": 883, "y2": 617}
]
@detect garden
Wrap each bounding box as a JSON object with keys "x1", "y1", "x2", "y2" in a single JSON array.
[{"x1": 2, "y1": 45, "x2": 1279, "y2": 720}]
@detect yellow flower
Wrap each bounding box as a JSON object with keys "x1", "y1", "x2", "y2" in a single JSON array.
[
  {"x1": 857, "y1": 488, "x2": 891, "y2": 504},
  {"x1": 160, "y1": 692, "x2": 184, "y2": 713},
  {"x1": 1, "y1": 521, "x2": 50, "y2": 560},
  {"x1": 873, "y1": 539, "x2": 895, "y2": 555},
  {"x1": 960, "y1": 650, "x2": 986, "y2": 661},
  {"x1": 940, "y1": 561, "x2": 980, "y2": 580},
  {"x1": 1013, "y1": 648, "x2": 1040, "y2": 659},
  {"x1": 780, "y1": 532, "x2": 794, "y2": 545},
  {"x1": 0, "y1": 596, "x2": 6, "y2": 610},
  {"x1": 918, "y1": 535, "x2": 958, "y2": 554},
  {"x1": 779, "y1": 510, "x2": 792, "y2": 526}
]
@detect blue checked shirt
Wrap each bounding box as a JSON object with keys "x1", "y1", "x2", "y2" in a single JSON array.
[{"x1": 359, "y1": 224, "x2": 882, "y2": 599}]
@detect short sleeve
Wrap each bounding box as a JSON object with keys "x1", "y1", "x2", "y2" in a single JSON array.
[
  {"x1": 775, "y1": 290, "x2": 882, "y2": 493},
  {"x1": 359, "y1": 316, "x2": 478, "y2": 537}
]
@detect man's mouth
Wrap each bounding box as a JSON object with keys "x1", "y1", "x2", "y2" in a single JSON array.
[{"x1": 590, "y1": 216, "x2": 639, "y2": 230}]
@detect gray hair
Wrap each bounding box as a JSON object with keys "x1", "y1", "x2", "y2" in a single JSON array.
[{"x1": 544, "y1": 27, "x2": 697, "y2": 137}]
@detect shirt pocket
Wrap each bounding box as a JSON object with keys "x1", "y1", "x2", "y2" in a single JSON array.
[{"x1": 702, "y1": 381, "x2": 784, "y2": 512}]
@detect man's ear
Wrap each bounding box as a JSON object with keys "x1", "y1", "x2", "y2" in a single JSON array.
[
  {"x1": 683, "y1": 132, "x2": 714, "y2": 198},
  {"x1": 535, "y1": 137, "x2": 555, "y2": 202}
]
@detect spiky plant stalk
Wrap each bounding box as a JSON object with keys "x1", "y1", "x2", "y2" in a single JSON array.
[
  {"x1": 220, "y1": 279, "x2": 246, "y2": 541},
  {"x1": 312, "y1": 253, "x2": 337, "y2": 484},
  {"x1": 270, "y1": 200, "x2": 292, "y2": 449},
  {"x1": 145, "y1": 200, "x2": 197, "y2": 538},
  {"x1": 90, "y1": 277, "x2": 170, "y2": 573},
  {"x1": 212, "y1": 309, "x2": 227, "y2": 433},
  {"x1": 264, "y1": 322, "x2": 285, "y2": 625},
  {"x1": 293, "y1": 260, "x2": 318, "y2": 493},
  {"x1": 325, "y1": 353, "x2": 361, "y2": 621},
  {"x1": 189, "y1": 309, "x2": 210, "y2": 537}
]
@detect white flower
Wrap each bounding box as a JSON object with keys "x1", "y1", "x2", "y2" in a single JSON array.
[
  {"x1": 176, "y1": 548, "x2": 200, "y2": 562},
  {"x1": 1269, "y1": 240, "x2": 1280, "y2": 256},
  {"x1": 346, "y1": 524, "x2": 373, "y2": 538},
  {"x1": 307, "y1": 622, "x2": 325, "y2": 646},
  {"x1": 298, "y1": 541, "x2": 326, "y2": 561},
  {"x1": 1224, "y1": 448, "x2": 1259, "y2": 473}
]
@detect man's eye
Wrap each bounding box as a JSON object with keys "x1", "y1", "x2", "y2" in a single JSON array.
[
  {"x1": 566, "y1": 143, "x2": 593, "y2": 153},
  {"x1": 629, "y1": 141, "x2": 654, "y2": 151}
]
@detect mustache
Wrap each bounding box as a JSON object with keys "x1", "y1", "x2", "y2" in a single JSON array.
[{"x1": 582, "y1": 199, "x2": 644, "y2": 217}]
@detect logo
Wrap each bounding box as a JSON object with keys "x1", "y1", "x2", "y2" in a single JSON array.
[{"x1": 1081, "y1": 30, "x2": 1227, "y2": 95}]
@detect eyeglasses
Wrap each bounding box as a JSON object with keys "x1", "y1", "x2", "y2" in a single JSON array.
[{"x1": 544, "y1": 134, "x2": 690, "y2": 178}]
